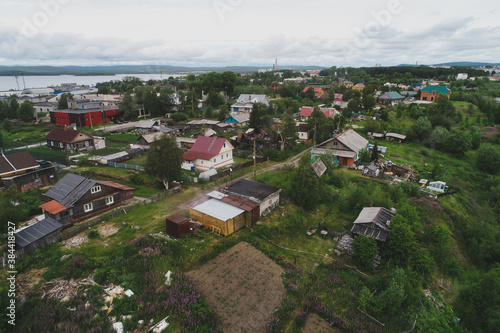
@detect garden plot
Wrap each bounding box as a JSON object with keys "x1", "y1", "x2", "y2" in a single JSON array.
[{"x1": 189, "y1": 242, "x2": 286, "y2": 333}]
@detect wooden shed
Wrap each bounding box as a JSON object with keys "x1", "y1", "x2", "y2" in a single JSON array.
[
  {"x1": 190, "y1": 199, "x2": 246, "y2": 236},
  {"x1": 166, "y1": 214, "x2": 190, "y2": 238},
  {"x1": 15, "y1": 217, "x2": 63, "y2": 260}
]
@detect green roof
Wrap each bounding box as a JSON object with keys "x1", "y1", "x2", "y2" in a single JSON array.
[
  {"x1": 384, "y1": 92, "x2": 404, "y2": 99},
  {"x1": 420, "y1": 86, "x2": 450, "y2": 94}
]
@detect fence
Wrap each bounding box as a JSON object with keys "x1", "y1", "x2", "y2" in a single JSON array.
[
  {"x1": 107, "y1": 161, "x2": 145, "y2": 171},
  {"x1": 210, "y1": 157, "x2": 268, "y2": 181}
]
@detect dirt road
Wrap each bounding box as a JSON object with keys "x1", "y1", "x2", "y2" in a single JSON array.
[{"x1": 241, "y1": 146, "x2": 312, "y2": 179}]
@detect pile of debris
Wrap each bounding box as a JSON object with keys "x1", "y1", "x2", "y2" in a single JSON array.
[
  {"x1": 383, "y1": 161, "x2": 418, "y2": 182},
  {"x1": 42, "y1": 277, "x2": 97, "y2": 302},
  {"x1": 336, "y1": 234, "x2": 354, "y2": 256}
]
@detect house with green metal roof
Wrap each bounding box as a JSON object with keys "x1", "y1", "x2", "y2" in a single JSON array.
[
  {"x1": 419, "y1": 85, "x2": 451, "y2": 101},
  {"x1": 378, "y1": 91, "x2": 404, "y2": 105}
]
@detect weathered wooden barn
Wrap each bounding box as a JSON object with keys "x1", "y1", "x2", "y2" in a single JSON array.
[
  {"x1": 40, "y1": 173, "x2": 134, "y2": 226},
  {"x1": 350, "y1": 207, "x2": 396, "y2": 245}
]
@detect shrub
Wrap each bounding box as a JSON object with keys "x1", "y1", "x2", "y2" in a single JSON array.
[{"x1": 88, "y1": 229, "x2": 100, "y2": 239}]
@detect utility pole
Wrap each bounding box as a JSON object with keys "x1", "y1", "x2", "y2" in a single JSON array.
[
  {"x1": 253, "y1": 140, "x2": 256, "y2": 180},
  {"x1": 313, "y1": 117, "x2": 317, "y2": 147}
]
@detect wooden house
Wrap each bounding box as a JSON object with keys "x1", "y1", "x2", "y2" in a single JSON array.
[
  {"x1": 311, "y1": 129, "x2": 369, "y2": 166},
  {"x1": 45, "y1": 127, "x2": 95, "y2": 152},
  {"x1": 40, "y1": 173, "x2": 134, "y2": 226},
  {"x1": 15, "y1": 217, "x2": 63, "y2": 260},
  {"x1": 165, "y1": 214, "x2": 190, "y2": 238},
  {"x1": 0, "y1": 151, "x2": 56, "y2": 189},
  {"x1": 350, "y1": 207, "x2": 395, "y2": 244}
]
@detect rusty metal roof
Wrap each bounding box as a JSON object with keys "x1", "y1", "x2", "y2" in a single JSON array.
[{"x1": 40, "y1": 200, "x2": 68, "y2": 214}]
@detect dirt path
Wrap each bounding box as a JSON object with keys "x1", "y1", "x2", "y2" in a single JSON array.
[{"x1": 241, "y1": 147, "x2": 312, "y2": 180}]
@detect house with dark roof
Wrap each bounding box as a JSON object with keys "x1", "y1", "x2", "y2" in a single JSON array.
[
  {"x1": 0, "y1": 151, "x2": 56, "y2": 189},
  {"x1": 221, "y1": 178, "x2": 281, "y2": 216},
  {"x1": 40, "y1": 173, "x2": 134, "y2": 226},
  {"x1": 15, "y1": 217, "x2": 63, "y2": 259},
  {"x1": 45, "y1": 127, "x2": 95, "y2": 152},
  {"x1": 182, "y1": 136, "x2": 234, "y2": 171},
  {"x1": 296, "y1": 123, "x2": 309, "y2": 141},
  {"x1": 377, "y1": 92, "x2": 404, "y2": 105},
  {"x1": 419, "y1": 86, "x2": 451, "y2": 101},
  {"x1": 311, "y1": 129, "x2": 369, "y2": 166},
  {"x1": 350, "y1": 207, "x2": 395, "y2": 244}
]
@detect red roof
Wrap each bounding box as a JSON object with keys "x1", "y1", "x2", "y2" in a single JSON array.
[
  {"x1": 302, "y1": 87, "x2": 324, "y2": 93},
  {"x1": 183, "y1": 136, "x2": 230, "y2": 161},
  {"x1": 300, "y1": 106, "x2": 313, "y2": 117},
  {"x1": 45, "y1": 127, "x2": 90, "y2": 143},
  {"x1": 300, "y1": 107, "x2": 337, "y2": 118},
  {"x1": 40, "y1": 200, "x2": 68, "y2": 214}
]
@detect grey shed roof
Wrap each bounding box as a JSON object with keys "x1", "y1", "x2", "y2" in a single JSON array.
[
  {"x1": 335, "y1": 129, "x2": 369, "y2": 153},
  {"x1": 192, "y1": 199, "x2": 245, "y2": 221},
  {"x1": 44, "y1": 173, "x2": 96, "y2": 207},
  {"x1": 351, "y1": 207, "x2": 395, "y2": 242},
  {"x1": 15, "y1": 217, "x2": 62, "y2": 248},
  {"x1": 224, "y1": 179, "x2": 280, "y2": 202}
]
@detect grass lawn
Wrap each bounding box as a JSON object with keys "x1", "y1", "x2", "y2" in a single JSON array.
[{"x1": 71, "y1": 165, "x2": 163, "y2": 197}]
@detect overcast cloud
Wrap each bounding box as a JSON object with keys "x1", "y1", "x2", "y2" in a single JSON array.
[{"x1": 0, "y1": 0, "x2": 498, "y2": 67}]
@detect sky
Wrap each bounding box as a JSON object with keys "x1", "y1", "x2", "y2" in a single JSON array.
[{"x1": 0, "y1": 0, "x2": 499, "y2": 68}]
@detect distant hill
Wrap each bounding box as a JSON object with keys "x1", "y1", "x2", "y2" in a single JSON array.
[
  {"x1": 397, "y1": 62, "x2": 500, "y2": 67},
  {"x1": 0, "y1": 65, "x2": 326, "y2": 76}
]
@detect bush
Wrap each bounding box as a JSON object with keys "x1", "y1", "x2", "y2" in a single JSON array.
[
  {"x1": 476, "y1": 144, "x2": 500, "y2": 174},
  {"x1": 88, "y1": 229, "x2": 100, "y2": 239},
  {"x1": 263, "y1": 148, "x2": 288, "y2": 161}
]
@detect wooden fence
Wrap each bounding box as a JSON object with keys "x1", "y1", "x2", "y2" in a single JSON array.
[
  {"x1": 210, "y1": 157, "x2": 268, "y2": 181},
  {"x1": 107, "y1": 161, "x2": 144, "y2": 171}
]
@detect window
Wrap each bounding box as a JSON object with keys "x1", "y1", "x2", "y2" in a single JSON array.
[
  {"x1": 223, "y1": 143, "x2": 226, "y2": 148},
  {"x1": 333, "y1": 141, "x2": 338, "y2": 146},
  {"x1": 226, "y1": 153, "x2": 228, "y2": 157},
  {"x1": 221, "y1": 154, "x2": 223, "y2": 160},
  {"x1": 84, "y1": 203, "x2": 93, "y2": 212},
  {"x1": 91, "y1": 185, "x2": 101, "y2": 194},
  {"x1": 106, "y1": 196, "x2": 114, "y2": 205}
]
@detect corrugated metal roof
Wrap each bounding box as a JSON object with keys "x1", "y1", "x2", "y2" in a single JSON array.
[
  {"x1": 334, "y1": 129, "x2": 369, "y2": 153},
  {"x1": 15, "y1": 217, "x2": 62, "y2": 248},
  {"x1": 192, "y1": 199, "x2": 245, "y2": 221},
  {"x1": 385, "y1": 133, "x2": 406, "y2": 140},
  {"x1": 44, "y1": 173, "x2": 90, "y2": 205},
  {"x1": 183, "y1": 136, "x2": 231, "y2": 161},
  {"x1": 40, "y1": 200, "x2": 68, "y2": 214},
  {"x1": 224, "y1": 178, "x2": 281, "y2": 202}
]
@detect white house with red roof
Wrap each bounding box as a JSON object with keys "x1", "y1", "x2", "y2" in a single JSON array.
[
  {"x1": 182, "y1": 136, "x2": 234, "y2": 171},
  {"x1": 300, "y1": 106, "x2": 339, "y2": 121}
]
